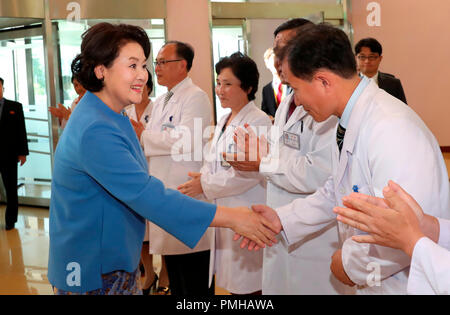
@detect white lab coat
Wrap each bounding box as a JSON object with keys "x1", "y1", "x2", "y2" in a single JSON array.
[
  {"x1": 140, "y1": 77, "x2": 214, "y2": 255},
  {"x1": 201, "y1": 101, "x2": 271, "y2": 294},
  {"x1": 408, "y1": 218, "x2": 450, "y2": 294},
  {"x1": 126, "y1": 102, "x2": 153, "y2": 242},
  {"x1": 276, "y1": 80, "x2": 450, "y2": 294},
  {"x1": 125, "y1": 101, "x2": 153, "y2": 165},
  {"x1": 125, "y1": 101, "x2": 153, "y2": 125},
  {"x1": 258, "y1": 93, "x2": 344, "y2": 294}
]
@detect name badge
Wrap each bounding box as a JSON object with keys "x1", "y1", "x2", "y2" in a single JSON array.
[
  {"x1": 161, "y1": 123, "x2": 175, "y2": 131},
  {"x1": 220, "y1": 143, "x2": 235, "y2": 168},
  {"x1": 283, "y1": 131, "x2": 300, "y2": 150},
  {"x1": 221, "y1": 159, "x2": 231, "y2": 168}
]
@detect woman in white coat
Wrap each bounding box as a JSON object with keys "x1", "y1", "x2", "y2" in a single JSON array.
[
  {"x1": 178, "y1": 52, "x2": 271, "y2": 295},
  {"x1": 334, "y1": 180, "x2": 450, "y2": 295},
  {"x1": 126, "y1": 72, "x2": 169, "y2": 295}
]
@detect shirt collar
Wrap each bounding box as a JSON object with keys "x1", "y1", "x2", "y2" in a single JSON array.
[
  {"x1": 169, "y1": 76, "x2": 190, "y2": 94},
  {"x1": 339, "y1": 76, "x2": 370, "y2": 128}
]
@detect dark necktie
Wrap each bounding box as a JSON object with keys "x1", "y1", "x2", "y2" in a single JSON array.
[
  {"x1": 336, "y1": 123, "x2": 346, "y2": 153},
  {"x1": 286, "y1": 98, "x2": 296, "y2": 122}
]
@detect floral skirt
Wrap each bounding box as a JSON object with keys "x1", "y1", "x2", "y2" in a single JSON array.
[{"x1": 53, "y1": 269, "x2": 142, "y2": 295}]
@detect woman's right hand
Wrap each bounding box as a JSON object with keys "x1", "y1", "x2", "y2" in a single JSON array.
[{"x1": 211, "y1": 205, "x2": 281, "y2": 250}]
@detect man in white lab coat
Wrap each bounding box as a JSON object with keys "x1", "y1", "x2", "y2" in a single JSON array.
[
  {"x1": 131, "y1": 41, "x2": 214, "y2": 295},
  {"x1": 227, "y1": 19, "x2": 343, "y2": 294},
  {"x1": 250, "y1": 23, "x2": 450, "y2": 294},
  {"x1": 334, "y1": 180, "x2": 450, "y2": 295}
]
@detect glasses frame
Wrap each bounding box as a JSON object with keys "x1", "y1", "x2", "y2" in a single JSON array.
[
  {"x1": 357, "y1": 54, "x2": 380, "y2": 62},
  {"x1": 154, "y1": 59, "x2": 183, "y2": 67}
]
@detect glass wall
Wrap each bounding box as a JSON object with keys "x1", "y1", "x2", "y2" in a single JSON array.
[
  {"x1": 0, "y1": 23, "x2": 52, "y2": 205},
  {"x1": 212, "y1": 25, "x2": 245, "y2": 120},
  {"x1": 54, "y1": 19, "x2": 167, "y2": 108},
  {"x1": 0, "y1": 16, "x2": 166, "y2": 207}
]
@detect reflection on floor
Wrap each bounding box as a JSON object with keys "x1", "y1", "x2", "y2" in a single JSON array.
[
  {"x1": 0, "y1": 205, "x2": 52, "y2": 295},
  {"x1": 0, "y1": 205, "x2": 230, "y2": 295},
  {"x1": 17, "y1": 183, "x2": 52, "y2": 199}
]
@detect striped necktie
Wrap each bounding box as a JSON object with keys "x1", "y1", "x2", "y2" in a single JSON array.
[
  {"x1": 163, "y1": 91, "x2": 173, "y2": 110},
  {"x1": 336, "y1": 123, "x2": 346, "y2": 153}
]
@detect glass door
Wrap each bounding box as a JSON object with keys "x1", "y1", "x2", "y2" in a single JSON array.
[
  {"x1": 0, "y1": 22, "x2": 51, "y2": 207},
  {"x1": 212, "y1": 23, "x2": 246, "y2": 121}
]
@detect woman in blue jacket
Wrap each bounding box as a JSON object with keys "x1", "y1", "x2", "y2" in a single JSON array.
[{"x1": 48, "y1": 22, "x2": 278, "y2": 295}]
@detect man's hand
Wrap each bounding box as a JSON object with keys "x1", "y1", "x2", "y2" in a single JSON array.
[
  {"x1": 177, "y1": 172, "x2": 203, "y2": 197},
  {"x1": 223, "y1": 124, "x2": 269, "y2": 172},
  {"x1": 330, "y1": 249, "x2": 356, "y2": 286},
  {"x1": 130, "y1": 119, "x2": 145, "y2": 140},
  {"x1": 18, "y1": 155, "x2": 27, "y2": 166},
  {"x1": 333, "y1": 180, "x2": 428, "y2": 257},
  {"x1": 234, "y1": 204, "x2": 283, "y2": 251},
  {"x1": 212, "y1": 205, "x2": 280, "y2": 250}
]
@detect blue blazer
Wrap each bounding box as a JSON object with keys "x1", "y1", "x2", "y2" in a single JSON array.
[{"x1": 48, "y1": 92, "x2": 216, "y2": 292}]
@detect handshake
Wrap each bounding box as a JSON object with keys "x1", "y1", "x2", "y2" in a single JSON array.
[{"x1": 211, "y1": 204, "x2": 283, "y2": 251}]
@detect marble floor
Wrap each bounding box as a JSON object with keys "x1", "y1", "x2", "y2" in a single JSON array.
[
  {"x1": 0, "y1": 205, "x2": 52, "y2": 295},
  {"x1": 0, "y1": 204, "x2": 229, "y2": 295}
]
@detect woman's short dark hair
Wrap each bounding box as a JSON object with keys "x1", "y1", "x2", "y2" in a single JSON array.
[
  {"x1": 71, "y1": 22, "x2": 151, "y2": 92},
  {"x1": 215, "y1": 52, "x2": 259, "y2": 101},
  {"x1": 163, "y1": 41, "x2": 195, "y2": 71},
  {"x1": 146, "y1": 69, "x2": 153, "y2": 95},
  {"x1": 355, "y1": 37, "x2": 383, "y2": 56},
  {"x1": 286, "y1": 23, "x2": 357, "y2": 81}
]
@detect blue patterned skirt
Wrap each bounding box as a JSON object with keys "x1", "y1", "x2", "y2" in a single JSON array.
[{"x1": 53, "y1": 269, "x2": 142, "y2": 295}]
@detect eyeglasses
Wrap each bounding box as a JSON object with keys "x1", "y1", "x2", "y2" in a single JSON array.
[
  {"x1": 154, "y1": 59, "x2": 183, "y2": 67},
  {"x1": 357, "y1": 55, "x2": 380, "y2": 61}
]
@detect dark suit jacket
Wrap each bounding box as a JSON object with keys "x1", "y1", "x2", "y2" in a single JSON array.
[
  {"x1": 261, "y1": 82, "x2": 277, "y2": 117},
  {"x1": 0, "y1": 98, "x2": 29, "y2": 161},
  {"x1": 378, "y1": 72, "x2": 407, "y2": 104}
]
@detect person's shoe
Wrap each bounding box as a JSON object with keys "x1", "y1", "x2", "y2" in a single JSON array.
[
  {"x1": 142, "y1": 274, "x2": 158, "y2": 296},
  {"x1": 154, "y1": 286, "x2": 170, "y2": 295},
  {"x1": 5, "y1": 223, "x2": 15, "y2": 231}
]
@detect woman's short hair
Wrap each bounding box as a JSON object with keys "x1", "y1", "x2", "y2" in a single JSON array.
[
  {"x1": 71, "y1": 22, "x2": 151, "y2": 92},
  {"x1": 215, "y1": 52, "x2": 259, "y2": 101},
  {"x1": 146, "y1": 69, "x2": 153, "y2": 95}
]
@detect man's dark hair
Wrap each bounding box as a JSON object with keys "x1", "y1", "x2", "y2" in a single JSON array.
[
  {"x1": 0, "y1": 77, "x2": 3, "y2": 86},
  {"x1": 285, "y1": 23, "x2": 357, "y2": 81},
  {"x1": 71, "y1": 22, "x2": 151, "y2": 92},
  {"x1": 163, "y1": 41, "x2": 195, "y2": 72},
  {"x1": 355, "y1": 37, "x2": 383, "y2": 56},
  {"x1": 146, "y1": 68, "x2": 153, "y2": 95},
  {"x1": 273, "y1": 18, "x2": 313, "y2": 38},
  {"x1": 215, "y1": 52, "x2": 259, "y2": 101}
]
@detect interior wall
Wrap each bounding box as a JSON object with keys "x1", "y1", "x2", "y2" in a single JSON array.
[
  {"x1": 165, "y1": 0, "x2": 214, "y2": 114},
  {"x1": 349, "y1": 0, "x2": 450, "y2": 146}
]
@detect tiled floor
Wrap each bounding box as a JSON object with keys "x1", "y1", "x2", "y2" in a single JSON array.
[
  {"x1": 0, "y1": 205, "x2": 52, "y2": 295},
  {"x1": 0, "y1": 205, "x2": 230, "y2": 295}
]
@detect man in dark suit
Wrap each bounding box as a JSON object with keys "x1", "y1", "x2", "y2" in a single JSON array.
[
  {"x1": 355, "y1": 38, "x2": 407, "y2": 104},
  {"x1": 0, "y1": 77, "x2": 29, "y2": 230},
  {"x1": 261, "y1": 47, "x2": 285, "y2": 120}
]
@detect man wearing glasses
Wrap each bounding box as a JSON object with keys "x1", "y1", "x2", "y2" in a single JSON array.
[
  {"x1": 355, "y1": 38, "x2": 407, "y2": 104},
  {"x1": 129, "y1": 41, "x2": 214, "y2": 296}
]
